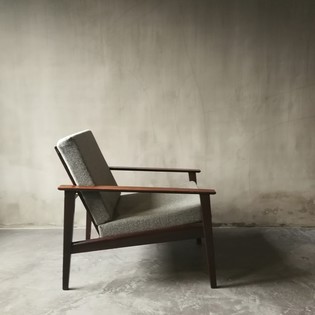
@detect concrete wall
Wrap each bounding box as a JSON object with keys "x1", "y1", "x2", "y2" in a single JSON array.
[{"x1": 1, "y1": 0, "x2": 315, "y2": 227}]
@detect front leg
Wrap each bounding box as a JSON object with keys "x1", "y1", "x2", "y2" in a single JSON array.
[
  {"x1": 200, "y1": 194, "x2": 217, "y2": 288},
  {"x1": 63, "y1": 191, "x2": 76, "y2": 290}
]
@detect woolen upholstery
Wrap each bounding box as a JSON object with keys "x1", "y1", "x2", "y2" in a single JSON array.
[
  {"x1": 57, "y1": 130, "x2": 202, "y2": 235},
  {"x1": 57, "y1": 130, "x2": 120, "y2": 225},
  {"x1": 98, "y1": 182, "x2": 201, "y2": 237}
]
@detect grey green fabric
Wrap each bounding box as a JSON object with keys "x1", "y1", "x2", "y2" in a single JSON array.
[
  {"x1": 57, "y1": 130, "x2": 120, "y2": 225},
  {"x1": 98, "y1": 182, "x2": 201, "y2": 237},
  {"x1": 57, "y1": 130, "x2": 202, "y2": 235}
]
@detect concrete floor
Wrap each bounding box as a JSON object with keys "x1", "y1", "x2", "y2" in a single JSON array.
[{"x1": 0, "y1": 228, "x2": 314, "y2": 315}]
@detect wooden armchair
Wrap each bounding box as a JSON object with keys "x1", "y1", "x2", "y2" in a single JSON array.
[{"x1": 56, "y1": 130, "x2": 217, "y2": 289}]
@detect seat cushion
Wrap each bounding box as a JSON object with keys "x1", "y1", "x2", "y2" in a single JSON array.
[
  {"x1": 98, "y1": 182, "x2": 201, "y2": 237},
  {"x1": 57, "y1": 130, "x2": 120, "y2": 225}
]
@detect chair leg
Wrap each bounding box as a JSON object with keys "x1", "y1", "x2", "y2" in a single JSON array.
[
  {"x1": 63, "y1": 191, "x2": 75, "y2": 290},
  {"x1": 85, "y1": 212, "x2": 92, "y2": 240},
  {"x1": 200, "y1": 194, "x2": 217, "y2": 288}
]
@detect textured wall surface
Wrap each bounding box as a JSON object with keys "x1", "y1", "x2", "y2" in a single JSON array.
[{"x1": 0, "y1": 0, "x2": 315, "y2": 227}]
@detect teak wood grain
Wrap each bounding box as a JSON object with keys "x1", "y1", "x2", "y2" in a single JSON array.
[
  {"x1": 58, "y1": 185, "x2": 216, "y2": 195},
  {"x1": 109, "y1": 166, "x2": 201, "y2": 173},
  {"x1": 71, "y1": 223, "x2": 204, "y2": 254}
]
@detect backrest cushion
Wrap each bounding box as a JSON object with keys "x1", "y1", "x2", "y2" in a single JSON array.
[{"x1": 57, "y1": 130, "x2": 120, "y2": 225}]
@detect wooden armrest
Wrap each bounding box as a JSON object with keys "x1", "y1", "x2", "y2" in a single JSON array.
[
  {"x1": 109, "y1": 166, "x2": 201, "y2": 173},
  {"x1": 58, "y1": 185, "x2": 216, "y2": 195}
]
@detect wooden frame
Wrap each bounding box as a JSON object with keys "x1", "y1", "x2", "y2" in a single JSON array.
[
  {"x1": 109, "y1": 166, "x2": 200, "y2": 184},
  {"x1": 56, "y1": 147, "x2": 217, "y2": 290}
]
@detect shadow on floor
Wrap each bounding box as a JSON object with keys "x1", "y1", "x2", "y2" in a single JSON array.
[{"x1": 150, "y1": 228, "x2": 307, "y2": 288}]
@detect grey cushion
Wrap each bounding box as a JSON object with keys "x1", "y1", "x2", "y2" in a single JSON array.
[
  {"x1": 57, "y1": 130, "x2": 120, "y2": 225},
  {"x1": 98, "y1": 182, "x2": 201, "y2": 237}
]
